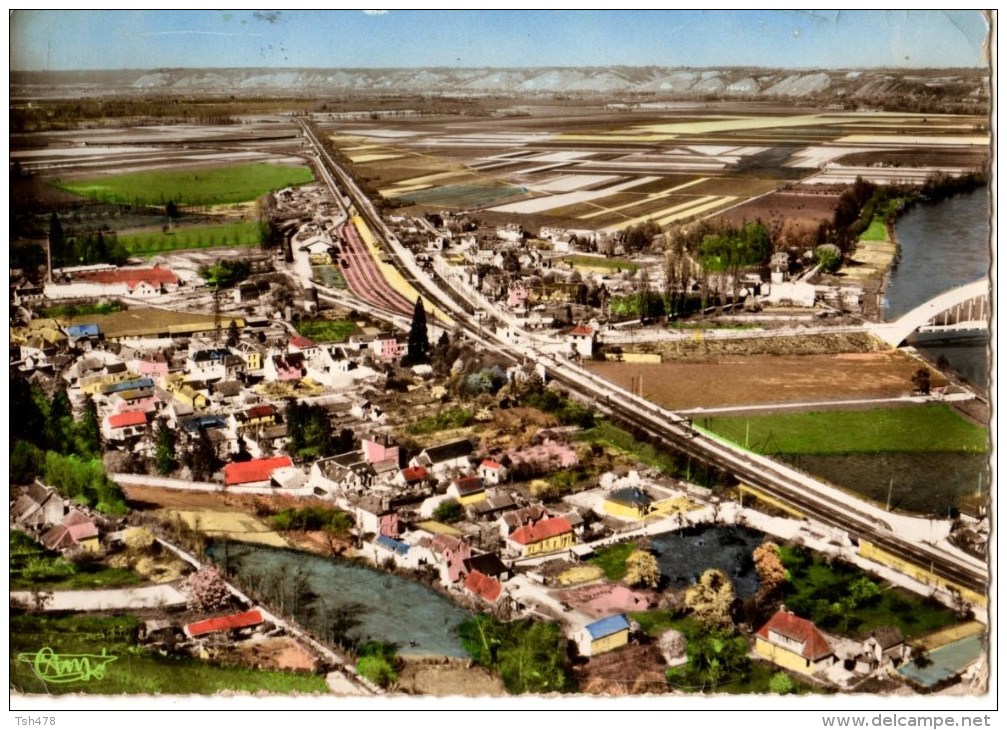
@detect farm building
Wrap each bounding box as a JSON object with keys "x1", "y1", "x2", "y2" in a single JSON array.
[
  {"x1": 576, "y1": 614, "x2": 631, "y2": 657},
  {"x1": 506, "y1": 515, "x2": 575, "y2": 558},
  {"x1": 184, "y1": 609, "x2": 265, "y2": 639}
]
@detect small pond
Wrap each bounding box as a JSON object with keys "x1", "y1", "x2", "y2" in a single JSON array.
[
  {"x1": 649, "y1": 524, "x2": 767, "y2": 597},
  {"x1": 206, "y1": 541, "x2": 473, "y2": 657}
]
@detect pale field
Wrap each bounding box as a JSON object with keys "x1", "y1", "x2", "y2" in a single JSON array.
[
  {"x1": 162, "y1": 509, "x2": 289, "y2": 547},
  {"x1": 605, "y1": 194, "x2": 736, "y2": 231},
  {"x1": 835, "y1": 134, "x2": 988, "y2": 146},
  {"x1": 348, "y1": 153, "x2": 404, "y2": 163},
  {"x1": 529, "y1": 174, "x2": 619, "y2": 193},
  {"x1": 489, "y1": 176, "x2": 656, "y2": 214}
]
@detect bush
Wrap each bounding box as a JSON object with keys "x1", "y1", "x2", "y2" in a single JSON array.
[
  {"x1": 815, "y1": 244, "x2": 842, "y2": 272},
  {"x1": 433, "y1": 499, "x2": 463, "y2": 523},
  {"x1": 356, "y1": 656, "x2": 398, "y2": 688}
]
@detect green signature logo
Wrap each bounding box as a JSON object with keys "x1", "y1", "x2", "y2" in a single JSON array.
[{"x1": 17, "y1": 647, "x2": 118, "y2": 684}]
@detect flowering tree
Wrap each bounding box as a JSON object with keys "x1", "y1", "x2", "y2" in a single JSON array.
[{"x1": 184, "y1": 565, "x2": 231, "y2": 612}]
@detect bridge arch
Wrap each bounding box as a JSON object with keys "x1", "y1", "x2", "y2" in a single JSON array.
[{"x1": 871, "y1": 279, "x2": 990, "y2": 347}]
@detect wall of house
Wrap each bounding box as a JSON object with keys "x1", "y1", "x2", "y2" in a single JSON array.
[
  {"x1": 589, "y1": 629, "x2": 629, "y2": 656},
  {"x1": 754, "y1": 637, "x2": 816, "y2": 675},
  {"x1": 603, "y1": 500, "x2": 645, "y2": 520},
  {"x1": 524, "y1": 533, "x2": 574, "y2": 557}
]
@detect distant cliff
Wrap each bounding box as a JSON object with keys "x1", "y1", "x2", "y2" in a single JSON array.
[{"x1": 11, "y1": 66, "x2": 989, "y2": 114}]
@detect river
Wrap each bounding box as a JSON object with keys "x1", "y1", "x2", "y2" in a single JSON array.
[{"x1": 884, "y1": 189, "x2": 991, "y2": 391}]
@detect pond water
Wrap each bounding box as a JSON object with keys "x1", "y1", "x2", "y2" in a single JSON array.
[
  {"x1": 649, "y1": 524, "x2": 766, "y2": 598},
  {"x1": 206, "y1": 541, "x2": 473, "y2": 657}
]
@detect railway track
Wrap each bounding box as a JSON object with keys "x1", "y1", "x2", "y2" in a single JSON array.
[{"x1": 297, "y1": 118, "x2": 989, "y2": 599}]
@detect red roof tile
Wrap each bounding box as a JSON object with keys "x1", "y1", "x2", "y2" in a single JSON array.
[
  {"x1": 757, "y1": 610, "x2": 833, "y2": 661},
  {"x1": 223, "y1": 456, "x2": 294, "y2": 486},
  {"x1": 244, "y1": 404, "x2": 276, "y2": 419},
  {"x1": 480, "y1": 459, "x2": 503, "y2": 471},
  {"x1": 108, "y1": 411, "x2": 148, "y2": 429},
  {"x1": 67, "y1": 522, "x2": 99, "y2": 541},
  {"x1": 185, "y1": 609, "x2": 264, "y2": 638},
  {"x1": 509, "y1": 516, "x2": 573, "y2": 546},
  {"x1": 289, "y1": 335, "x2": 315, "y2": 349},
  {"x1": 570, "y1": 324, "x2": 594, "y2": 336},
  {"x1": 77, "y1": 267, "x2": 179, "y2": 290},
  {"x1": 400, "y1": 466, "x2": 427, "y2": 483},
  {"x1": 464, "y1": 570, "x2": 502, "y2": 603}
]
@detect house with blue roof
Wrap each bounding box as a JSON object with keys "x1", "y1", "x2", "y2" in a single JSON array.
[
  {"x1": 576, "y1": 614, "x2": 632, "y2": 657},
  {"x1": 604, "y1": 486, "x2": 654, "y2": 520}
]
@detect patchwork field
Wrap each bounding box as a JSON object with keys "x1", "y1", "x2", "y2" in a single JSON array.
[{"x1": 321, "y1": 107, "x2": 988, "y2": 232}]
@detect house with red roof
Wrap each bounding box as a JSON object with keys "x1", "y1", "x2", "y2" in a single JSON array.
[
  {"x1": 183, "y1": 609, "x2": 264, "y2": 639},
  {"x1": 755, "y1": 609, "x2": 836, "y2": 675},
  {"x1": 223, "y1": 456, "x2": 295, "y2": 488},
  {"x1": 396, "y1": 465, "x2": 429, "y2": 488},
  {"x1": 447, "y1": 475, "x2": 487, "y2": 506},
  {"x1": 47, "y1": 266, "x2": 180, "y2": 299},
  {"x1": 506, "y1": 515, "x2": 575, "y2": 558},
  {"x1": 478, "y1": 459, "x2": 508, "y2": 485},
  {"x1": 568, "y1": 322, "x2": 598, "y2": 358},
  {"x1": 288, "y1": 335, "x2": 320, "y2": 359},
  {"x1": 102, "y1": 410, "x2": 149, "y2": 441},
  {"x1": 426, "y1": 533, "x2": 472, "y2": 584},
  {"x1": 464, "y1": 570, "x2": 502, "y2": 603}
]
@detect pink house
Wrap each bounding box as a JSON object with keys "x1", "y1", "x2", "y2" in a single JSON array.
[
  {"x1": 362, "y1": 437, "x2": 401, "y2": 468},
  {"x1": 373, "y1": 335, "x2": 405, "y2": 363},
  {"x1": 266, "y1": 353, "x2": 305, "y2": 382},
  {"x1": 112, "y1": 389, "x2": 157, "y2": 415},
  {"x1": 507, "y1": 284, "x2": 532, "y2": 309},
  {"x1": 427, "y1": 533, "x2": 472, "y2": 584},
  {"x1": 134, "y1": 351, "x2": 169, "y2": 378}
]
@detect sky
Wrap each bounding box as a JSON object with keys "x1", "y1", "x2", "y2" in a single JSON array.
[{"x1": 9, "y1": 10, "x2": 990, "y2": 72}]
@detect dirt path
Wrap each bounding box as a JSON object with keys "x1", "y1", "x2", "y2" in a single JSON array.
[{"x1": 10, "y1": 583, "x2": 187, "y2": 612}]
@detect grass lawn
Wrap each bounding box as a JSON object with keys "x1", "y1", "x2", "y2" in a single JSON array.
[
  {"x1": 630, "y1": 610, "x2": 700, "y2": 638},
  {"x1": 9, "y1": 531, "x2": 141, "y2": 591},
  {"x1": 779, "y1": 546, "x2": 961, "y2": 640},
  {"x1": 294, "y1": 318, "x2": 358, "y2": 343},
  {"x1": 56, "y1": 163, "x2": 313, "y2": 207},
  {"x1": 10, "y1": 613, "x2": 329, "y2": 696},
  {"x1": 43, "y1": 301, "x2": 124, "y2": 319},
  {"x1": 589, "y1": 542, "x2": 637, "y2": 582},
  {"x1": 118, "y1": 221, "x2": 266, "y2": 256},
  {"x1": 407, "y1": 408, "x2": 475, "y2": 435},
  {"x1": 699, "y1": 405, "x2": 988, "y2": 455},
  {"x1": 576, "y1": 421, "x2": 680, "y2": 476},
  {"x1": 861, "y1": 217, "x2": 888, "y2": 241}
]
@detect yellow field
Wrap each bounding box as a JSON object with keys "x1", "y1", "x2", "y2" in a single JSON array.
[
  {"x1": 605, "y1": 195, "x2": 736, "y2": 231},
  {"x1": 163, "y1": 509, "x2": 289, "y2": 547},
  {"x1": 349, "y1": 153, "x2": 404, "y2": 163},
  {"x1": 638, "y1": 114, "x2": 855, "y2": 135},
  {"x1": 835, "y1": 134, "x2": 987, "y2": 146}
]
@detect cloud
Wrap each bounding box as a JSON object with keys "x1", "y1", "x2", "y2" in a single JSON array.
[{"x1": 362, "y1": 10, "x2": 389, "y2": 15}]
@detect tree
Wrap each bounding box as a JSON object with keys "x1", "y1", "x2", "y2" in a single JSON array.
[
  {"x1": 406, "y1": 297, "x2": 430, "y2": 365},
  {"x1": 685, "y1": 568, "x2": 737, "y2": 629},
  {"x1": 912, "y1": 368, "x2": 932, "y2": 395},
  {"x1": 11, "y1": 376, "x2": 47, "y2": 451},
  {"x1": 186, "y1": 428, "x2": 220, "y2": 481},
  {"x1": 44, "y1": 387, "x2": 72, "y2": 452},
  {"x1": 48, "y1": 212, "x2": 65, "y2": 266},
  {"x1": 75, "y1": 396, "x2": 102, "y2": 457},
  {"x1": 433, "y1": 499, "x2": 463, "y2": 524},
  {"x1": 183, "y1": 565, "x2": 232, "y2": 612},
  {"x1": 769, "y1": 671, "x2": 795, "y2": 695},
  {"x1": 154, "y1": 417, "x2": 177, "y2": 475},
  {"x1": 165, "y1": 200, "x2": 179, "y2": 219},
  {"x1": 226, "y1": 319, "x2": 240, "y2": 347},
  {"x1": 815, "y1": 244, "x2": 842, "y2": 273},
  {"x1": 753, "y1": 542, "x2": 788, "y2": 596},
  {"x1": 624, "y1": 549, "x2": 661, "y2": 588}
]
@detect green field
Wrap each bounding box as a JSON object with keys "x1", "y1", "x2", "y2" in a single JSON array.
[
  {"x1": 118, "y1": 221, "x2": 266, "y2": 255},
  {"x1": 861, "y1": 217, "x2": 889, "y2": 241},
  {"x1": 700, "y1": 405, "x2": 988, "y2": 455},
  {"x1": 10, "y1": 613, "x2": 329, "y2": 696},
  {"x1": 57, "y1": 163, "x2": 314, "y2": 207},
  {"x1": 589, "y1": 541, "x2": 637, "y2": 582},
  {"x1": 9, "y1": 531, "x2": 140, "y2": 591},
  {"x1": 395, "y1": 184, "x2": 528, "y2": 208},
  {"x1": 294, "y1": 318, "x2": 357, "y2": 343}
]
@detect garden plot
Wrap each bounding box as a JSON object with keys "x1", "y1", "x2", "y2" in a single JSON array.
[
  {"x1": 162, "y1": 509, "x2": 289, "y2": 548},
  {"x1": 526, "y1": 174, "x2": 621, "y2": 193}
]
